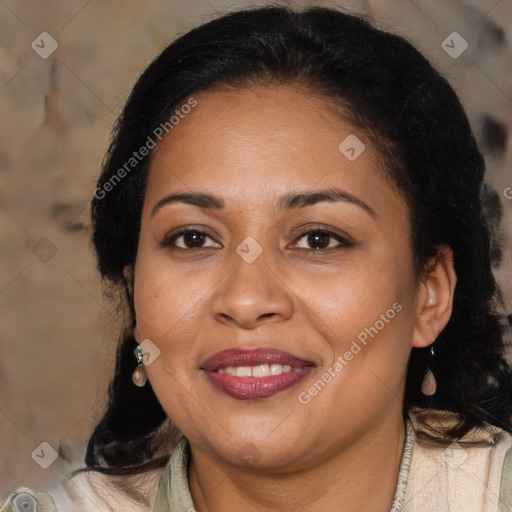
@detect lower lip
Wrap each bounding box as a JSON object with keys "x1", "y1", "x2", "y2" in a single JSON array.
[{"x1": 203, "y1": 367, "x2": 314, "y2": 400}]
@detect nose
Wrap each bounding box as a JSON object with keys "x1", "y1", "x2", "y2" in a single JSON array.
[{"x1": 211, "y1": 247, "x2": 294, "y2": 330}]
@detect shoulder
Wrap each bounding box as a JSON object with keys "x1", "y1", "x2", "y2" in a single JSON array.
[
  {"x1": 2, "y1": 421, "x2": 184, "y2": 512},
  {"x1": 499, "y1": 442, "x2": 512, "y2": 511},
  {"x1": 404, "y1": 407, "x2": 512, "y2": 512},
  {"x1": 1, "y1": 465, "x2": 166, "y2": 512}
]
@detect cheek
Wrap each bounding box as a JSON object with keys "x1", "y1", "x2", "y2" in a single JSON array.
[
  {"x1": 303, "y1": 257, "x2": 415, "y2": 397},
  {"x1": 133, "y1": 260, "x2": 211, "y2": 425},
  {"x1": 132, "y1": 253, "x2": 210, "y2": 365},
  {"x1": 306, "y1": 260, "x2": 406, "y2": 346}
]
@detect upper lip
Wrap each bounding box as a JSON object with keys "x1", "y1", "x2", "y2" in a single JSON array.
[{"x1": 201, "y1": 347, "x2": 315, "y2": 371}]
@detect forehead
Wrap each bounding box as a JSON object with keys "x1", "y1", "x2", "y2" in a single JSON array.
[{"x1": 145, "y1": 84, "x2": 402, "y2": 217}]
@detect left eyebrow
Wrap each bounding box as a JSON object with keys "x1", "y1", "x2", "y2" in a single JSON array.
[
  {"x1": 150, "y1": 187, "x2": 377, "y2": 220},
  {"x1": 277, "y1": 188, "x2": 377, "y2": 219}
]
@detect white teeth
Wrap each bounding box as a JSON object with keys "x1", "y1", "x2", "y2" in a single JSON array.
[
  {"x1": 270, "y1": 364, "x2": 283, "y2": 375},
  {"x1": 252, "y1": 364, "x2": 270, "y2": 377},
  {"x1": 217, "y1": 364, "x2": 297, "y2": 377},
  {"x1": 236, "y1": 366, "x2": 252, "y2": 377}
]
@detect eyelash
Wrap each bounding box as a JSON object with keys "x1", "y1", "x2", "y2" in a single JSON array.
[{"x1": 160, "y1": 226, "x2": 353, "y2": 252}]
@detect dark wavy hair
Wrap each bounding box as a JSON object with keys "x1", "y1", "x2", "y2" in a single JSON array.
[{"x1": 80, "y1": 4, "x2": 512, "y2": 483}]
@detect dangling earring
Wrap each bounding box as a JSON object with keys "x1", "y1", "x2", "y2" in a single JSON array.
[
  {"x1": 132, "y1": 345, "x2": 147, "y2": 387},
  {"x1": 421, "y1": 344, "x2": 436, "y2": 396}
]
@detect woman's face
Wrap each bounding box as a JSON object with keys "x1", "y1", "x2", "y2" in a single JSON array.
[{"x1": 128, "y1": 84, "x2": 431, "y2": 470}]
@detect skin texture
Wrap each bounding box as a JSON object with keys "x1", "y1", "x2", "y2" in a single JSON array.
[{"x1": 124, "y1": 84, "x2": 456, "y2": 512}]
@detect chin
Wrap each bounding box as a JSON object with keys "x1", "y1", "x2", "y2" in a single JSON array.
[{"x1": 213, "y1": 432, "x2": 307, "y2": 470}]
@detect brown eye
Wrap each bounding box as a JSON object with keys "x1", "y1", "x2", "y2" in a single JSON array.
[
  {"x1": 306, "y1": 232, "x2": 330, "y2": 249},
  {"x1": 180, "y1": 231, "x2": 207, "y2": 248},
  {"x1": 293, "y1": 229, "x2": 353, "y2": 251},
  {"x1": 162, "y1": 229, "x2": 221, "y2": 250}
]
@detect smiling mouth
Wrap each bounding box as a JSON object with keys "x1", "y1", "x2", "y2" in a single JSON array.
[
  {"x1": 201, "y1": 347, "x2": 315, "y2": 400},
  {"x1": 217, "y1": 363, "x2": 303, "y2": 377}
]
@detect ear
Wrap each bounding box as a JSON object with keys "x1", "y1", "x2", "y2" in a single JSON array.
[
  {"x1": 123, "y1": 264, "x2": 141, "y2": 341},
  {"x1": 411, "y1": 245, "x2": 457, "y2": 349},
  {"x1": 123, "y1": 264, "x2": 134, "y2": 297}
]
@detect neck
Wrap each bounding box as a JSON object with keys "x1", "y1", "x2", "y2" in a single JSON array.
[{"x1": 188, "y1": 412, "x2": 407, "y2": 512}]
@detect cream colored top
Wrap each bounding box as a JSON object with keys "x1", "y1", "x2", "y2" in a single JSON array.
[{"x1": 2, "y1": 409, "x2": 512, "y2": 511}]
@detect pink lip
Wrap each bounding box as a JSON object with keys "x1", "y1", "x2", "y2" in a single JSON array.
[{"x1": 201, "y1": 348, "x2": 315, "y2": 400}]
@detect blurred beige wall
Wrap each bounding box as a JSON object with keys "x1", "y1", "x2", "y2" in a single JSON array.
[{"x1": 1, "y1": 0, "x2": 511, "y2": 497}]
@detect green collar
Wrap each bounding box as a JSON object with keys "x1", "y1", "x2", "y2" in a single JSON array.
[{"x1": 152, "y1": 434, "x2": 194, "y2": 511}]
